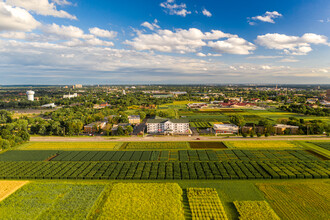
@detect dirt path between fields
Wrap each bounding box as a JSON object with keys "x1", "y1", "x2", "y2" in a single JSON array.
[{"x1": 30, "y1": 136, "x2": 330, "y2": 142}]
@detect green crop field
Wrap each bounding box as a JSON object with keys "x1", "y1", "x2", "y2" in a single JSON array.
[
  {"x1": 0, "y1": 179, "x2": 328, "y2": 219},
  {"x1": 0, "y1": 160, "x2": 328, "y2": 180},
  {"x1": 0, "y1": 150, "x2": 58, "y2": 161},
  {"x1": 224, "y1": 141, "x2": 300, "y2": 149},
  {"x1": 0, "y1": 140, "x2": 328, "y2": 219},
  {"x1": 0, "y1": 149, "x2": 322, "y2": 162},
  {"x1": 121, "y1": 142, "x2": 189, "y2": 149},
  {"x1": 0, "y1": 182, "x2": 105, "y2": 219},
  {"x1": 22, "y1": 142, "x2": 121, "y2": 150}
]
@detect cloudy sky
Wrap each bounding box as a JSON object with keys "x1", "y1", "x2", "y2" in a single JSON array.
[{"x1": 0, "y1": 0, "x2": 329, "y2": 84}]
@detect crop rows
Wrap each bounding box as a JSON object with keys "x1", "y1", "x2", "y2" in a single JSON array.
[
  {"x1": 256, "y1": 183, "x2": 330, "y2": 219},
  {"x1": 189, "y1": 122, "x2": 213, "y2": 128},
  {"x1": 310, "y1": 142, "x2": 330, "y2": 151},
  {"x1": 0, "y1": 183, "x2": 105, "y2": 219},
  {"x1": 3, "y1": 149, "x2": 320, "y2": 162},
  {"x1": 187, "y1": 188, "x2": 228, "y2": 220},
  {"x1": 0, "y1": 161, "x2": 328, "y2": 180},
  {"x1": 96, "y1": 183, "x2": 185, "y2": 219}
]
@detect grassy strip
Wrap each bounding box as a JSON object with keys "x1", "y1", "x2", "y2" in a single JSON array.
[{"x1": 295, "y1": 141, "x2": 330, "y2": 159}]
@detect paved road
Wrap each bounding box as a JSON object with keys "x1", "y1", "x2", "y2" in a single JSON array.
[{"x1": 30, "y1": 135, "x2": 330, "y2": 142}]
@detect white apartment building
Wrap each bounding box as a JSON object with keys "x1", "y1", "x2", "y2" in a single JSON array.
[{"x1": 146, "y1": 119, "x2": 190, "y2": 134}]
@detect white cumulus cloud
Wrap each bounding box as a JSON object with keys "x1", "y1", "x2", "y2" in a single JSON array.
[
  {"x1": 208, "y1": 37, "x2": 256, "y2": 55},
  {"x1": 89, "y1": 27, "x2": 117, "y2": 39},
  {"x1": 0, "y1": 2, "x2": 40, "y2": 31},
  {"x1": 202, "y1": 8, "x2": 212, "y2": 17},
  {"x1": 256, "y1": 33, "x2": 329, "y2": 55},
  {"x1": 125, "y1": 28, "x2": 255, "y2": 55},
  {"x1": 160, "y1": 0, "x2": 191, "y2": 17},
  {"x1": 248, "y1": 11, "x2": 282, "y2": 25},
  {"x1": 5, "y1": 0, "x2": 77, "y2": 19},
  {"x1": 141, "y1": 19, "x2": 160, "y2": 31}
]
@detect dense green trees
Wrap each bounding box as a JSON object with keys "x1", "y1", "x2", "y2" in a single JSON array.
[{"x1": 280, "y1": 104, "x2": 330, "y2": 116}]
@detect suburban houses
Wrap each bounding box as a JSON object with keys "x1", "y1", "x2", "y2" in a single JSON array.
[
  {"x1": 128, "y1": 115, "x2": 141, "y2": 124},
  {"x1": 213, "y1": 124, "x2": 239, "y2": 135},
  {"x1": 83, "y1": 121, "x2": 107, "y2": 133}
]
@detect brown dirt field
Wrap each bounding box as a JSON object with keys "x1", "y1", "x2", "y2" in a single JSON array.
[{"x1": 0, "y1": 181, "x2": 29, "y2": 202}]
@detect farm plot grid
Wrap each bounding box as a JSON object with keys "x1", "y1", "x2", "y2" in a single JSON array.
[
  {"x1": 0, "y1": 149, "x2": 323, "y2": 162},
  {"x1": 256, "y1": 182, "x2": 330, "y2": 220},
  {"x1": 0, "y1": 160, "x2": 328, "y2": 180},
  {"x1": 0, "y1": 182, "x2": 105, "y2": 219}
]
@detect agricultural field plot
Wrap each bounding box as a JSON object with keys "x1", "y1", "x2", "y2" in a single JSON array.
[
  {"x1": 214, "y1": 149, "x2": 320, "y2": 161},
  {"x1": 225, "y1": 141, "x2": 300, "y2": 149},
  {"x1": 190, "y1": 122, "x2": 213, "y2": 128},
  {"x1": 0, "y1": 182, "x2": 105, "y2": 219},
  {"x1": 22, "y1": 142, "x2": 120, "y2": 150},
  {"x1": 121, "y1": 142, "x2": 189, "y2": 149},
  {"x1": 310, "y1": 142, "x2": 330, "y2": 151},
  {"x1": 257, "y1": 182, "x2": 330, "y2": 220},
  {"x1": 1, "y1": 149, "x2": 321, "y2": 162},
  {"x1": 0, "y1": 181, "x2": 28, "y2": 202},
  {"x1": 234, "y1": 201, "x2": 280, "y2": 220},
  {"x1": 179, "y1": 114, "x2": 230, "y2": 123},
  {"x1": 187, "y1": 188, "x2": 228, "y2": 220},
  {"x1": 0, "y1": 150, "x2": 58, "y2": 161},
  {"x1": 0, "y1": 160, "x2": 328, "y2": 180},
  {"x1": 246, "y1": 109, "x2": 330, "y2": 124},
  {"x1": 96, "y1": 183, "x2": 185, "y2": 220},
  {"x1": 189, "y1": 142, "x2": 227, "y2": 149}
]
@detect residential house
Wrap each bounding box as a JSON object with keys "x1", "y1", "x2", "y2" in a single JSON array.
[
  {"x1": 128, "y1": 115, "x2": 140, "y2": 124},
  {"x1": 213, "y1": 124, "x2": 238, "y2": 135},
  {"x1": 84, "y1": 121, "x2": 107, "y2": 133},
  {"x1": 274, "y1": 124, "x2": 299, "y2": 135}
]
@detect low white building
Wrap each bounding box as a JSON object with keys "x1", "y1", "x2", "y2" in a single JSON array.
[
  {"x1": 146, "y1": 119, "x2": 190, "y2": 134},
  {"x1": 63, "y1": 93, "x2": 78, "y2": 99},
  {"x1": 213, "y1": 124, "x2": 239, "y2": 134},
  {"x1": 41, "y1": 103, "x2": 56, "y2": 108}
]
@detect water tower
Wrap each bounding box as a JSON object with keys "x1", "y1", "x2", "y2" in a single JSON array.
[{"x1": 26, "y1": 90, "x2": 35, "y2": 101}]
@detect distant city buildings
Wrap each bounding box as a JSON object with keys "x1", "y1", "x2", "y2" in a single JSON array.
[
  {"x1": 74, "y1": 84, "x2": 83, "y2": 89},
  {"x1": 326, "y1": 89, "x2": 330, "y2": 101},
  {"x1": 146, "y1": 119, "x2": 190, "y2": 134},
  {"x1": 26, "y1": 90, "x2": 35, "y2": 101},
  {"x1": 63, "y1": 93, "x2": 78, "y2": 99}
]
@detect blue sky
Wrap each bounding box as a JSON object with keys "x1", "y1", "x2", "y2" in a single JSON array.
[{"x1": 0, "y1": 0, "x2": 329, "y2": 84}]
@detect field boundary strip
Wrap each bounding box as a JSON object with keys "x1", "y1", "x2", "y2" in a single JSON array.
[{"x1": 0, "y1": 181, "x2": 29, "y2": 202}]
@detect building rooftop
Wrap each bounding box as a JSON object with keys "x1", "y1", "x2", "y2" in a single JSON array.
[{"x1": 147, "y1": 119, "x2": 189, "y2": 123}]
